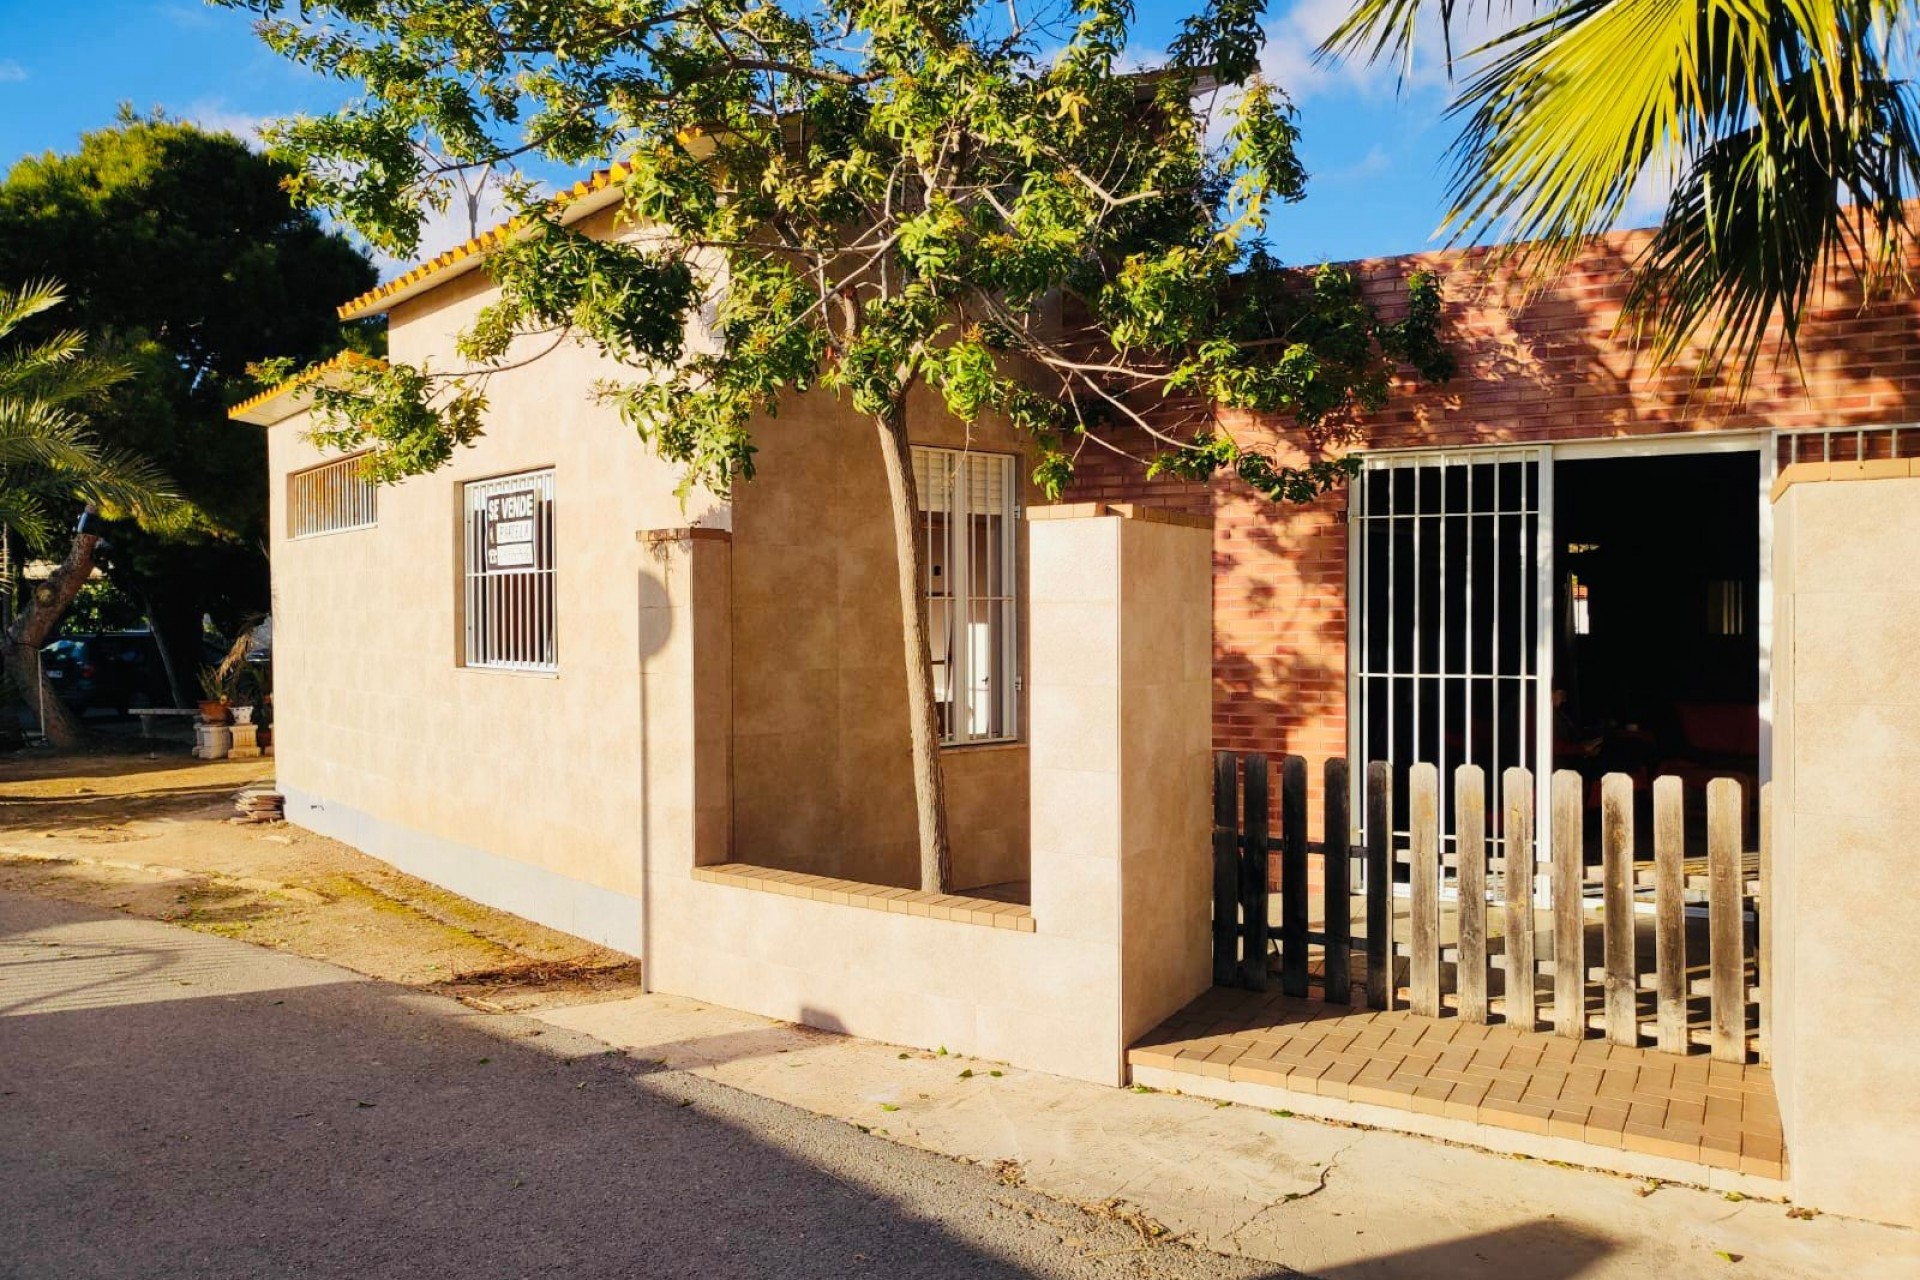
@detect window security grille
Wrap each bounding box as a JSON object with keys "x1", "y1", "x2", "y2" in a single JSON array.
[
  {"x1": 462, "y1": 469, "x2": 556, "y2": 672},
  {"x1": 288, "y1": 454, "x2": 376, "y2": 538},
  {"x1": 914, "y1": 446, "x2": 1019, "y2": 745}
]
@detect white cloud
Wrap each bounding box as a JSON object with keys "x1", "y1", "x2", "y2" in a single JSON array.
[
  {"x1": 371, "y1": 172, "x2": 528, "y2": 279},
  {"x1": 182, "y1": 103, "x2": 272, "y2": 150},
  {"x1": 1258, "y1": 0, "x2": 1502, "y2": 103},
  {"x1": 0, "y1": 60, "x2": 28, "y2": 84}
]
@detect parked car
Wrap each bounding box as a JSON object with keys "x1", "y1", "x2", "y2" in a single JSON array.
[{"x1": 39, "y1": 633, "x2": 176, "y2": 714}]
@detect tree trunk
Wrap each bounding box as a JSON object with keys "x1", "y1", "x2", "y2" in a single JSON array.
[
  {"x1": 873, "y1": 401, "x2": 953, "y2": 894},
  {"x1": 3, "y1": 510, "x2": 101, "y2": 749}
]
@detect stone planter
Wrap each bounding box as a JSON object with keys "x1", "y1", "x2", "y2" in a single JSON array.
[{"x1": 193, "y1": 722, "x2": 233, "y2": 760}]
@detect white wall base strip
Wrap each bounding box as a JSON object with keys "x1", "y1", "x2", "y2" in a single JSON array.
[{"x1": 279, "y1": 784, "x2": 643, "y2": 957}]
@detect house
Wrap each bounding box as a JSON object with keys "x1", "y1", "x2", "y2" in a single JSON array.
[{"x1": 235, "y1": 184, "x2": 1920, "y2": 1228}]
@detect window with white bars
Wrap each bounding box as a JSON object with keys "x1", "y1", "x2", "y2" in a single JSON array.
[
  {"x1": 914, "y1": 446, "x2": 1019, "y2": 745},
  {"x1": 288, "y1": 454, "x2": 376, "y2": 538},
  {"x1": 462, "y1": 469, "x2": 557, "y2": 673}
]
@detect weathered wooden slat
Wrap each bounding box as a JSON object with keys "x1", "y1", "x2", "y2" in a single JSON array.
[
  {"x1": 1654, "y1": 777, "x2": 1688, "y2": 1055},
  {"x1": 1365, "y1": 761, "x2": 1394, "y2": 1010},
  {"x1": 1239, "y1": 754, "x2": 1271, "y2": 991},
  {"x1": 1279, "y1": 756, "x2": 1310, "y2": 997},
  {"x1": 1212, "y1": 752, "x2": 1240, "y2": 988},
  {"x1": 1324, "y1": 758, "x2": 1353, "y2": 1005},
  {"x1": 1455, "y1": 764, "x2": 1488, "y2": 1024},
  {"x1": 1601, "y1": 773, "x2": 1638, "y2": 1047},
  {"x1": 1708, "y1": 778, "x2": 1746, "y2": 1062},
  {"x1": 1408, "y1": 763, "x2": 1441, "y2": 1017},
  {"x1": 1551, "y1": 770, "x2": 1586, "y2": 1039},
  {"x1": 1503, "y1": 767, "x2": 1539, "y2": 1032}
]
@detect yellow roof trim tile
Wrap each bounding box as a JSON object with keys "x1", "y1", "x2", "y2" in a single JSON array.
[
  {"x1": 335, "y1": 163, "x2": 632, "y2": 321},
  {"x1": 228, "y1": 350, "x2": 389, "y2": 426}
]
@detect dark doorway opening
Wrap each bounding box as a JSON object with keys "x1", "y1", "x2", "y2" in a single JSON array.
[{"x1": 1551, "y1": 451, "x2": 1761, "y2": 818}]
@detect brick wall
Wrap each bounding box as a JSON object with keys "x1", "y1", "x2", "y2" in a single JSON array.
[{"x1": 1070, "y1": 227, "x2": 1920, "y2": 841}]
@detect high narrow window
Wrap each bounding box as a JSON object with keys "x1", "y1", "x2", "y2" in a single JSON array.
[
  {"x1": 288, "y1": 454, "x2": 376, "y2": 538},
  {"x1": 914, "y1": 446, "x2": 1019, "y2": 745},
  {"x1": 462, "y1": 469, "x2": 556, "y2": 672}
]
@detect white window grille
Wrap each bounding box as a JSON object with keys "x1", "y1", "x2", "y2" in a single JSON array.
[
  {"x1": 287, "y1": 454, "x2": 376, "y2": 538},
  {"x1": 915, "y1": 446, "x2": 1019, "y2": 745},
  {"x1": 462, "y1": 469, "x2": 557, "y2": 673}
]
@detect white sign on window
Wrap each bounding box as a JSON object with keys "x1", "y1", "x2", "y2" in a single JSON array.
[{"x1": 483, "y1": 487, "x2": 539, "y2": 568}]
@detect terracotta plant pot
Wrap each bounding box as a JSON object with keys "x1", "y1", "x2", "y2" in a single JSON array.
[{"x1": 198, "y1": 700, "x2": 231, "y2": 725}]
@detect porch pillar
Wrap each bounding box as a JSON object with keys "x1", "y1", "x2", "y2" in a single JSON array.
[
  {"x1": 1027, "y1": 504, "x2": 1213, "y2": 1080},
  {"x1": 637, "y1": 527, "x2": 732, "y2": 878},
  {"x1": 1770, "y1": 464, "x2": 1920, "y2": 1229}
]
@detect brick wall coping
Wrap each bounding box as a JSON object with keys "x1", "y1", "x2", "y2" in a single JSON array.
[
  {"x1": 692, "y1": 862, "x2": 1037, "y2": 931},
  {"x1": 638, "y1": 525, "x2": 734, "y2": 544},
  {"x1": 1769, "y1": 459, "x2": 1920, "y2": 503},
  {"x1": 1028, "y1": 502, "x2": 1213, "y2": 530}
]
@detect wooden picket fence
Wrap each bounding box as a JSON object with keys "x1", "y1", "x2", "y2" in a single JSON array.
[{"x1": 1212, "y1": 754, "x2": 1765, "y2": 1062}]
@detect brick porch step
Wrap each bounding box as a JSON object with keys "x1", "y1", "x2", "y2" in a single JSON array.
[{"x1": 1130, "y1": 988, "x2": 1784, "y2": 1187}]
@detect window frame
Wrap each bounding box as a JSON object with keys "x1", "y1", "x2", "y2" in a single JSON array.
[
  {"x1": 287, "y1": 452, "x2": 377, "y2": 539},
  {"x1": 914, "y1": 445, "x2": 1021, "y2": 748},
  {"x1": 460, "y1": 467, "x2": 558, "y2": 675}
]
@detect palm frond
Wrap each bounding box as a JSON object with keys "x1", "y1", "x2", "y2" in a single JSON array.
[
  {"x1": 71, "y1": 445, "x2": 180, "y2": 524},
  {"x1": 0, "y1": 399, "x2": 107, "y2": 474},
  {"x1": 0, "y1": 486, "x2": 53, "y2": 551},
  {"x1": 0, "y1": 280, "x2": 69, "y2": 339},
  {"x1": 1326, "y1": 0, "x2": 1920, "y2": 376}
]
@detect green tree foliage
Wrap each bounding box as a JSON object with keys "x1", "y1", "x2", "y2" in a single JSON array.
[
  {"x1": 226, "y1": 0, "x2": 1451, "y2": 497},
  {"x1": 224, "y1": 0, "x2": 1452, "y2": 885},
  {"x1": 0, "y1": 280, "x2": 173, "y2": 548},
  {"x1": 0, "y1": 111, "x2": 379, "y2": 659},
  {"x1": 1324, "y1": 0, "x2": 1919, "y2": 375},
  {"x1": 1, "y1": 279, "x2": 178, "y2": 745}
]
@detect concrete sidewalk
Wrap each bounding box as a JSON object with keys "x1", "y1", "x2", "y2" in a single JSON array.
[
  {"x1": 0, "y1": 892, "x2": 1266, "y2": 1280},
  {"x1": 535, "y1": 991, "x2": 1920, "y2": 1280}
]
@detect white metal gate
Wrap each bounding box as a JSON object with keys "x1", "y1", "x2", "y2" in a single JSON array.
[{"x1": 1348, "y1": 448, "x2": 1553, "y2": 875}]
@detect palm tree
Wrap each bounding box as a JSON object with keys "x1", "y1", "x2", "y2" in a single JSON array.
[
  {"x1": 1, "y1": 279, "x2": 176, "y2": 746},
  {"x1": 1323, "y1": 0, "x2": 1920, "y2": 375}
]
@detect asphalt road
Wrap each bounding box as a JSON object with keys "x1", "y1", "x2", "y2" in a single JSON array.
[{"x1": 0, "y1": 892, "x2": 1278, "y2": 1280}]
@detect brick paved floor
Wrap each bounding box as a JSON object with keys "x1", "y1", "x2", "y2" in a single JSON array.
[{"x1": 1130, "y1": 987, "x2": 1784, "y2": 1179}]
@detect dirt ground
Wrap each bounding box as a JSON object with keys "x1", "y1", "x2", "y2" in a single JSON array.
[{"x1": 0, "y1": 742, "x2": 643, "y2": 1011}]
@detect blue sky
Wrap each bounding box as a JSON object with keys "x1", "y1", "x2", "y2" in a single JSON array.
[{"x1": 0, "y1": 0, "x2": 1485, "y2": 277}]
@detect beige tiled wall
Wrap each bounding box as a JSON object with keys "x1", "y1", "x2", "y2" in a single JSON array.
[
  {"x1": 265, "y1": 262, "x2": 723, "y2": 948},
  {"x1": 646, "y1": 508, "x2": 1215, "y2": 1083},
  {"x1": 1770, "y1": 472, "x2": 1920, "y2": 1228},
  {"x1": 728, "y1": 381, "x2": 1037, "y2": 890}
]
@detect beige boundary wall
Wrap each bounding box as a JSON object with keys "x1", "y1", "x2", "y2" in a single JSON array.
[
  {"x1": 640, "y1": 506, "x2": 1214, "y2": 1084},
  {"x1": 1770, "y1": 465, "x2": 1920, "y2": 1229}
]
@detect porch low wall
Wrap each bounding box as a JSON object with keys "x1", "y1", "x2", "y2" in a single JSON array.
[
  {"x1": 640, "y1": 506, "x2": 1214, "y2": 1085},
  {"x1": 1770, "y1": 464, "x2": 1920, "y2": 1229}
]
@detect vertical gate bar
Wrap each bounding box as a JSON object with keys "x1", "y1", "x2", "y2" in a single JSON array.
[
  {"x1": 1366, "y1": 761, "x2": 1394, "y2": 1010},
  {"x1": 1212, "y1": 753, "x2": 1241, "y2": 987},
  {"x1": 1409, "y1": 763, "x2": 1441, "y2": 1016},
  {"x1": 1324, "y1": 758, "x2": 1353, "y2": 1004},
  {"x1": 1387, "y1": 466, "x2": 1397, "y2": 830},
  {"x1": 1456, "y1": 764, "x2": 1488, "y2": 1023},
  {"x1": 1411, "y1": 468, "x2": 1422, "y2": 803},
  {"x1": 1437, "y1": 460, "x2": 1448, "y2": 855},
  {"x1": 1534, "y1": 455, "x2": 1555, "y2": 905},
  {"x1": 1654, "y1": 777, "x2": 1688, "y2": 1054},
  {"x1": 1552, "y1": 770, "x2": 1587, "y2": 1038},
  {"x1": 1504, "y1": 767, "x2": 1540, "y2": 1031},
  {"x1": 1602, "y1": 773, "x2": 1638, "y2": 1046},
  {"x1": 1708, "y1": 778, "x2": 1746, "y2": 1062},
  {"x1": 1280, "y1": 756, "x2": 1309, "y2": 997},
  {"x1": 1240, "y1": 754, "x2": 1271, "y2": 992}
]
